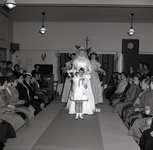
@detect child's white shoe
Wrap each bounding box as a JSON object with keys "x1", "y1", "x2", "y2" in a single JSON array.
[
  {"x1": 79, "y1": 113, "x2": 84, "y2": 119},
  {"x1": 75, "y1": 113, "x2": 79, "y2": 119}
]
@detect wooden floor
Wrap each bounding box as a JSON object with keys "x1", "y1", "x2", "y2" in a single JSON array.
[{"x1": 4, "y1": 96, "x2": 140, "y2": 150}]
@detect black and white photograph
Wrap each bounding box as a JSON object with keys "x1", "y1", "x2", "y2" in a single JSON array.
[{"x1": 0, "y1": 1, "x2": 153, "y2": 150}]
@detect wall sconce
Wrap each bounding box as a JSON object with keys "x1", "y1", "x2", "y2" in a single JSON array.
[
  {"x1": 39, "y1": 12, "x2": 47, "y2": 35},
  {"x1": 5, "y1": 0, "x2": 16, "y2": 9},
  {"x1": 41, "y1": 52, "x2": 46, "y2": 61},
  {"x1": 127, "y1": 13, "x2": 135, "y2": 36},
  {"x1": 54, "y1": 51, "x2": 60, "y2": 58}
]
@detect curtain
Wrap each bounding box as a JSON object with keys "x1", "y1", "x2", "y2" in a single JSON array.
[
  {"x1": 58, "y1": 53, "x2": 71, "y2": 83},
  {"x1": 98, "y1": 54, "x2": 114, "y2": 84}
]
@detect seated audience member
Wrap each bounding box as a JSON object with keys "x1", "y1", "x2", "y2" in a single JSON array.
[
  {"x1": 121, "y1": 75, "x2": 142, "y2": 121},
  {"x1": 143, "y1": 63, "x2": 152, "y2": 78},
  {"x1": 0, "y1": 61, "x2": 7, "y2": 76},
  {"x1": 0, "y1": 119, "x2": 16, "y2": 150},
  {"x1": 16, "y1": 74, "x2": 42, "y2": 116},
  {"x1": 3, "y1": 76, "x2": 34, "y2": 121},
  {"x1": 115, "y1": 74, "x2": 141, "y2": 116},
  {"x1": 23, "y1": 73, "x2": 45, "y2": 110},
  {"x1": 31, "y1": 64, "x2": 40, "y2": 76},
  {"x1": 31, "y1": 73, "x2": 49, "y2": 104},
  {"x1": 137, "y1": 62, "x2": 145, "y2": 75},
  {"x1": 109, "y1": 72, "x2": 128, "y2": 106},
  {"x1": 5, "y1": 61, "x2": 13, "y2": 77},
  {"x1": 104, "y1": 72, "x2": 118, "y2": 99},
  {"x1": 139, "y1": 122, "x2": 153, "y2": 150},
  {"x1": 113, "y1": 75, "x2": 136, "y2": 113},
  {"x1": 111, "y1": 75, "x2": 133, "y2": 107},
  {"x1": 31, "y1": 64, "x2": 44, "y2": 86},
  {"x1": 128, "y1": 117, "x2": 152, "y2": 144},
  {"x1": 127, "y1": 66, "x2": 135, "y2": 77},
  {"x1": 0, "y1": 77, "x2": 25, "y2": 131},
  {"x1": 13, "y1": 64, "x2": 20, "y2": 77},
  {"x1": 124, "y1": 77, "x2": 151, "y2": 128},
  {"x1": 127, "y1": 77, "x2": 153, "y2": 143}
]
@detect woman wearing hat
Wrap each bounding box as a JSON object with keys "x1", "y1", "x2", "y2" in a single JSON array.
[
  {"x1": 61, "y1": 53, "x2": 76, "y2": 103},
  {"x1": 89, "y1": 52, "x2": 105, "y2": 106}
]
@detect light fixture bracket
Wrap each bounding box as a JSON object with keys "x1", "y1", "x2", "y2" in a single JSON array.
[{"x1": 5, "y1": 0, "x2": 16, "y2": 9}]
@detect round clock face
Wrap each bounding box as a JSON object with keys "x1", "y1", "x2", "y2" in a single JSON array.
[{"x1": 127, "y1": 42, "x2": 134, "y2": 49}]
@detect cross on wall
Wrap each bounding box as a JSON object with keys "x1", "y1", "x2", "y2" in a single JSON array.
[{"x1": 84, "y1": 37, "x2": 90, "y2": 48}]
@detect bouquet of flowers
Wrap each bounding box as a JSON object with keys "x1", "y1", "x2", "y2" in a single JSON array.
[
  {"x1": 67, "y1": 69, "x2": 77, "y2": 77},
  {"x1": 81, "y1": 78, "x2": 87, "y2": 89}
]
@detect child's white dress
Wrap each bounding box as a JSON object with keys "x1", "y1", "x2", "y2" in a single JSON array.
[
  {"x1": 66, "y1": 74, "x2": 95, "y2": 115},
  {"x1": 70, "y1": 75, "x2": 88, "y2": 101}
]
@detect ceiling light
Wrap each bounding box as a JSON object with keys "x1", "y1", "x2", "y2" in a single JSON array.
[
  {"x1": 5, "y1": 0, "x2": 16, "y2": 9},
  {"x1": 39, "y1": 12, "x2": 46, "y2": 35},
  {"x1": 127, "y1": 13, "x2": 135, "y2": 36}
]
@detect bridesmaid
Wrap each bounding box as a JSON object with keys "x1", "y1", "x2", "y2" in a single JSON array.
[
  {"x1": 89, "y1": 52, "x2": 105, "y2": 108},
  {"x1": 61, "y1": 53, "x2": 76, "y2": 103}
]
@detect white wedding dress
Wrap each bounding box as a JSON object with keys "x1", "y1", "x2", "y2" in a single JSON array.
[{"x1": 66, "y1": 56, "x2": 95, "y2": 115}]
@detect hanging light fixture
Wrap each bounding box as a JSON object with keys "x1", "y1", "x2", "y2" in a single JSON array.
[
  {"x1": 5, "y1": 0, "x2": 16, "y2": 9},
  {"x1": 39, "y1": 12, "x2": 47, "y2": 35},
  {"x1": 127, "y1": 13, "x2": 135, "y2": 36}
]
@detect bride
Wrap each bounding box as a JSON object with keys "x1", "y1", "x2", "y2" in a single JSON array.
[{"x1": 66, "y1": 47, "x2": 95, "y2": 115}]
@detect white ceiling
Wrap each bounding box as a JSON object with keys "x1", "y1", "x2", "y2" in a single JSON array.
[{"x1": 1, "y1": 4, "x2": 153, "y2": 23}]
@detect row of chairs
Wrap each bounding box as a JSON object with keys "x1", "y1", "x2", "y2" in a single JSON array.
[{"x1": 42, "y1": 80, "x2": 59, "y2": 101}]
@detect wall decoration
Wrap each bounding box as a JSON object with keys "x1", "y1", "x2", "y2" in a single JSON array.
[
  {"x1": 26, "y1": 58, "x2": 32, "y2": 65},
  {"x1": 41, "y1": 52, "x2": 46, "y2": 61},
  {"x1": 122, "y1": 39, "x2": 139, "y2": 54}
]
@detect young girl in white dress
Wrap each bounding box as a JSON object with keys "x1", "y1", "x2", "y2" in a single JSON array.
[{"x1": 70, "y1": 68, "x2": 89, "y2": 119}]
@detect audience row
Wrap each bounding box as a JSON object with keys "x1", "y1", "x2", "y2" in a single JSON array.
[
  {"x1": 0, "y1": 70, "x2": 50, "y2": 150},
  {"x1": 104, "y1": 69, "x2": 153, "y2": 150}
]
